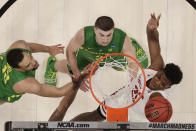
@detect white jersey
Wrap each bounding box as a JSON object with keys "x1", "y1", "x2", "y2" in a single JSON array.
[{"x1": 99, "y1": 68, "x2": 171, "y2": 122}]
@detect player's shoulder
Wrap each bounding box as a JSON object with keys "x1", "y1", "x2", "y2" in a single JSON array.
[
  {"x1": 8, "y1": 40, "x2": 30, "y2": 50},
  {"x1": 74, "y1": 28, "x2": 85, "y2": 42},
  {"x1": 83, "y1": 26, "x2": 94, "y2": 35},
  {"x1": 77, "y1": 27, "x2": 85, "y2": 35},
  {"x1": 84, "y1": 26, "x2": 94, "y2": 30},
  {"x1": 114, "y1": 27, "x2": 126, "y2": 34}
]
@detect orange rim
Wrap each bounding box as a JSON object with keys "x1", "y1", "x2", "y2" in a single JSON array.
[{"x1": 89, "y1": 53, "x2": 146, "y2": 110}]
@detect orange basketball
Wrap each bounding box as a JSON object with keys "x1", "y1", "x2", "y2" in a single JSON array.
[{"x1": 145, "y1": 96, "x2": 173, "y2": 122}]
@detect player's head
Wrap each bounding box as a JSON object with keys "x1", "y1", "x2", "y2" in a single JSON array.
[
  {"x1": 94, "y1": 16, "x2": 114, "y2": 46},
  {"x1": 6, "y1": 49, "x2": 39, "y2": 72},
  {"x1": 149, "y1": 63, "x2": 183, "y2": 90}
]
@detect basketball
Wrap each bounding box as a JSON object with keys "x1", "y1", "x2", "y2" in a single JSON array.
[{"x1": 145, "y1": 96, "x2": 173, "y2": 122}]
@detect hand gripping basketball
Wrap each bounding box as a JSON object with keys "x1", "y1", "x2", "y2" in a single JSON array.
[{"x1": 145, "y1": 96, "x2": 173, "y2": 122}]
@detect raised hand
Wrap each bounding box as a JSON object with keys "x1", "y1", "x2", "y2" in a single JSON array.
[
  {"x1": 83, "y1": 62, "x2": 98, "y2": 75},
  {"x1": 49, "y1": 44, "x2": 64, "y2": 56},
  {"x1": 72, "y1": 63, "x2": 97, "y2": 90},
  {"x1": 79, "y1": 63, "x2": 99, "y2": 92},
  {"x1": 147, "y1": 13, "x2": 161, "y2": 32}
]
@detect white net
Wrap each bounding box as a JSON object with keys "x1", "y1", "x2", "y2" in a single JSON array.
[{"x1": 90, "y1": 55, "x2": 145, "y2": 108}]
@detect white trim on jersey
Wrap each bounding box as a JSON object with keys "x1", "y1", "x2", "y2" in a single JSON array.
[{"x1": 99, "y1": 68, "x2": 171, "y2": 121}]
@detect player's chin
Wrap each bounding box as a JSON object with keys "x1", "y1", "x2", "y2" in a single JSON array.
[{"x1": 101, "y1": 43, "x2": 109, "y2": 46}]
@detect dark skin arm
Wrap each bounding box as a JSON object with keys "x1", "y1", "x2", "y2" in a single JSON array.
[
  {"x1": 48, "y1": 64, "x2": 95, "y2": 121},
  {"x1": 48, "y1": 72, "x2": 89, "y2": 121},
  {"x1": 147, "y1": 13, "x2": 164, "y2": 71}
]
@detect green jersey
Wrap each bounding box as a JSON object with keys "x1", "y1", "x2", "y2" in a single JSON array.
[
  {"x1": 131, "y1": 38, "x2": 148, "y2": 68},
  {"x1": 0, "y1": 49, "x2": 35, "y2": 103},
  {"x1": 71, "y1": 26, "x2": 126, "y2": 71},
  {"x1": 68, "y1": 26, "x2": 148, "y2": 72}
]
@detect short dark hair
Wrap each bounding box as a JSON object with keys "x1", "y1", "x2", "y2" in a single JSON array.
[
  {"x1": 6, "y1": 49, "x2": 24, "y2": 68},
  {"x1": 95, "y1": 16, "x2": 114, "y2": 31},
  {"x1": 163, "y1": 63, "x2": 183, "y2": 85}
]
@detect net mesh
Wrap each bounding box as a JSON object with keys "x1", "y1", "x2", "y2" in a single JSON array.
[{"x1": 91, "y1": 55, "x2": 145, "y2": 108}]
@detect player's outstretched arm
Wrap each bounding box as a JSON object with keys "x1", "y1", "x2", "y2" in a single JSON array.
[
  {"x1": 12, "y1": 63, "x2": 93, "y2": 97},
  {"x1": 122, "y1": 35, "x2": 136, "y2": 59},
  {"x1": 48, "y1": 64, "x2": 93, "y2": 121},
  {"x1": 8, "y1": 40, "x2": 64, "y2": 56},
  {"x1": 13, "y1": 78, "x2": 73, "y2": 97},
  {"x1": 66, "y1": 28, "x2": 85, "y2": 79},
  {"x1": 122, "y1": 35, "x2": 138, "y2": 77},
  {"x1": 147, "y1": 13, "x2": 164, "y2": 71}
]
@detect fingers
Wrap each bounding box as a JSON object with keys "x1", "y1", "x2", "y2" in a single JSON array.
[
  {"x1": 83, "y1": 62, "x2": 97, "y2": 74},
  {"x1": 151, "y1": 13, "x2": 156, "y2": 19},
  {"x1": 49, "y1": 44, "x2": 65, "y2": 56},
  {"x1": 55, "y1": 50, "x2": 64, "y2": 55},
  {"x1": 57, "y1": 44, "x2": 65, "y2": 54},
  {"x1": 89, "y1": 62, "x2": 99, "y2": 74},
  {"x1": 148, "y1": 13, "x2": 161, "y2": 30},
  {"x1": 72, "y1": 63, "x2": 98, "y2": 89},
  {"x1": 71, "y1": 74, "x2": 77, "y2": 83},
  {"x1": 157, "y1": 14, "x2": 161, "y2": 21},
  {"x1": 93, "y1": 63, "x2": 99, "y2": 72},
  {"x1": 56, "y1": 44, "x2": 65, "y2": 51},
  {"x1": 84, "y1": 80, "x2": 89, "y2": 89},
  {"x1": 88, "y1": 62, "x2": 96, "y2": 70},
  {"x1": 79, "y1": 72, "x2": 89, "y2": 81},
  {"x1": 85, "y1": 79, "x2": 89, "y2": 87},
  {"x1": 150, "y1": 13, "x2": 161, "y2": 21},
  {"x1": 56, "y1": 44, "x2": 65, "y2": 48},
  {"x1": 79, "y1": 81, "x2": 89, "y2": 92},
  {"x1": 56, "y1": 44, "x2": 62, "y2": 46},
  {"x1": 61, "y1": 49, "x2": 64, "y2": 54},
  {"x1": 55, "y1": 44, "x2": 65, "y2": 52},
  {"x1": 57, "y1": 48, "x2": 64, "y2": 54},
  {"x1": 157, "y1": 14, "x2": 161, "y2": 26},
  {"x1": 85, "y1": 64, "x2": 93, "y2": 72}
]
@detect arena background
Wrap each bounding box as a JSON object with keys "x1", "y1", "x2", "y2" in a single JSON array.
[{"x1": 0, "y1": 0, "x2": 195, "y2": 130}]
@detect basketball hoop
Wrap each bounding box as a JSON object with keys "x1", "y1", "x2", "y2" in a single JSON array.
[{"x1": 89, "y1": 53, "x2": 146, "y2": 122}]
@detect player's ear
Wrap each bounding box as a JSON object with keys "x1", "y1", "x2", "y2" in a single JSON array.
[{"x1": 94, "y1": 27, "x2": 97, "y2": 32}]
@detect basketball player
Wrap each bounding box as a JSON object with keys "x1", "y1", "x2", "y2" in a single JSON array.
[
  {"x1": 0, "y1": 40, "x2": 91, "y2": 105},
  {"x1": 44, "y1": 16, "x2": 149, "y2": 91},
  {"x1": 69, "y1": 13, "x2": 183, "y2": 122}
]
